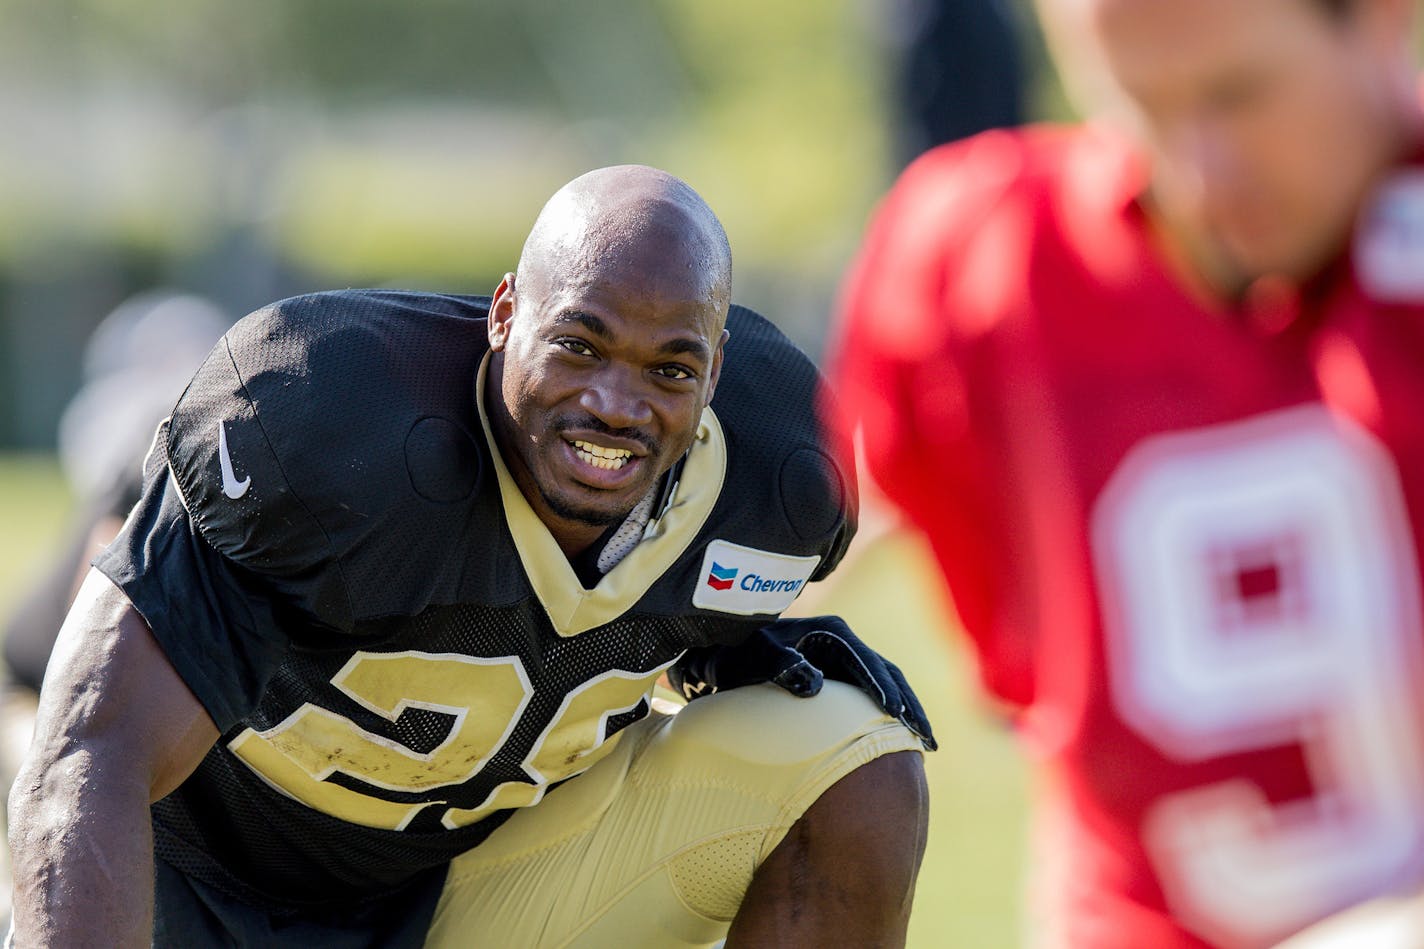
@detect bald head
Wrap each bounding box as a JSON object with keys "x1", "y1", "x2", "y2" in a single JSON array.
[
  {"x1": 486, "y1": 166, "x2": 735, "y2": 555},
  {"x1": 515, "y1": 165, "x2": 733, "y2": 324}
]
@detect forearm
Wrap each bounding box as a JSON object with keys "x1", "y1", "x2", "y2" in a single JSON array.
[{"x1": 9, "y1": 745, "x2": 155, "y2": 947}]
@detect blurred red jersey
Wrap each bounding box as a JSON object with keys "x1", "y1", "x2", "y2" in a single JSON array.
[{"x1": 829, "y1": 124, "x2": 1424, "y2": 948}]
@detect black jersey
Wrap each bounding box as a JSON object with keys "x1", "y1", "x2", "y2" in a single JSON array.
[{"x1": 96, "y1": 290, "x2": 854, "y2": 912}]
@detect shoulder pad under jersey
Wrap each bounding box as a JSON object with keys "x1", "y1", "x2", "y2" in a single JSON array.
[
  {"x1": 164, "y1": 289, "x2": 492, "y2": 629},
  {"x1": 707, "y1": 305, "x2": 857, "y2": 580}
]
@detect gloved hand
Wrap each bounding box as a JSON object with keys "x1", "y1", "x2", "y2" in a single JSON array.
[{"x1": 668, "y1": 615, "x2": 937, "y2": 751}]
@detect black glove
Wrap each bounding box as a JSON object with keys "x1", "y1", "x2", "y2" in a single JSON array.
[{"x1": 668, "y1": 615, "x2": 937, "y2": 751}]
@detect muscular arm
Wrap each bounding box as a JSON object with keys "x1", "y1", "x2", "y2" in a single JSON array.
[{"x1": 8, "y1": 569, "x2": 219, "y2": 947}]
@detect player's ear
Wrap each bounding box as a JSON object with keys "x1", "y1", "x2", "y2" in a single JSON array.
[
  {"x1": 488, "y1": 273, "x2": 516, "y2": 352},
  {"x1": 703, "y1": 327, "x2": 731, "y2": 406}
]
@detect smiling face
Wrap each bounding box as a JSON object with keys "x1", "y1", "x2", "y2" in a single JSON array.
[{"x1": 486, "y1": 166, "x2": 731, "y2": 556}]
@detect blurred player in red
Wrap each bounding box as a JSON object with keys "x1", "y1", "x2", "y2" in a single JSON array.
[{"x1": 828, "y1": 0, "x2": 1424, "y2": 946}]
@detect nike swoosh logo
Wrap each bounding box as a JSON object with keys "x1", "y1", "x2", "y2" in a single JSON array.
[{"x1": 218, "y1": 421, "x2": 251, "y2": 500}]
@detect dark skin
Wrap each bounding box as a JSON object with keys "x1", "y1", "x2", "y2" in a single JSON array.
[
  {"x1": 728, "y1": 750, "x2": 929, "y2": 947},
  {"x1": 8, "y1": 571, "x2": 219, "y2": 946},
  {"x1": 9, "y1": 165, "x2": 929, "y2": 947},
  {"x1": 484, "y1": 170, "x2": 732, "y2": 557},
  {"x1": 486, "y1": 270, "x2": 724, "y2": 559}
]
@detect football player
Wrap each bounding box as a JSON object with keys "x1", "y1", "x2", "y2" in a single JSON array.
[
  {"x1": 828, "y1": 0, "x2": 1424, "y2": 946},
  {"x1": 10, "y1": 165, "x2": 933, "y2": 947}
]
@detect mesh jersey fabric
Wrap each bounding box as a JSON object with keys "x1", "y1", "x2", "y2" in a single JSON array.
[{"x1": 96, "y1": 289, "x2": 855, "y2": 913}]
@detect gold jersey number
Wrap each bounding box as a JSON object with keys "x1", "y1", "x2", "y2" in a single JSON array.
[{"x1": 228, "y1": 650, "x2": 674, "y2": 831}]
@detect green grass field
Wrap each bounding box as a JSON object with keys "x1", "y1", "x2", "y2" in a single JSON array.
[{"x1": 0, "y1": 453, "x2": 1030, "y2": 946}]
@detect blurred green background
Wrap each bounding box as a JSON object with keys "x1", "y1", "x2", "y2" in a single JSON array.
[
  {"x1": 0, "y1": 1, "x2": 1055, "y2": 943},
  {"x1": 0, "y1": 0, "x2": 1068, "y2": 448}
]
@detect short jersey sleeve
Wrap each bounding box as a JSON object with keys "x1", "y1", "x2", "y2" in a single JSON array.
[
  {"x1": 94, "y1": 309, "x2": 359, "y2": 729},
  {"x1": 95, "y1": 418, "x2": 307, "y2": 732},
  {"x1": 160, "y1": 326, "x2": 354, "y2": 625},
  {"x1": 717, "y1": 305, "x2": 858, "y2": 584},
  {"x1": 94, "y1": 290, "x2": 493, "y2": 729}
]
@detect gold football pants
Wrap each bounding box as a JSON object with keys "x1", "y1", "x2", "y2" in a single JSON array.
[{"x1": 425, "y1": 681, "x2": 922, "y2": 948}]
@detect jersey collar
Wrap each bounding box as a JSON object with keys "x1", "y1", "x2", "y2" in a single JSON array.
[{"x1": 474, "y1": 353, "x2": 727, "y2": 636}]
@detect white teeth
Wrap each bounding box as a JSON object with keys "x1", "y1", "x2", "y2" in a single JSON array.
[
  {"x1": 572, "y1": 440, "x2": 632, "y2": 470},
  {"x1": 572, "y1": 440, "x2": 632, "y2": 460}
]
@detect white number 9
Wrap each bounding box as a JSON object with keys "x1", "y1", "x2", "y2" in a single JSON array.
[{"x1": 1092, "y1": 406, "x2": 1424, "y2": 946}]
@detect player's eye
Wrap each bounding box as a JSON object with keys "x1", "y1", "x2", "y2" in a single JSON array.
[
  {"x1": 654, "y1": 364, "x2": 695, "y2": 381},
  {"x1": 556, "y1": 338, "x2": 596, "y2": 357}
]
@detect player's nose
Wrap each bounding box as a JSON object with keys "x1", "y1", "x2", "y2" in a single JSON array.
[{"x1": 578, "y1": 365, "x2": 654, "y2": 430}]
